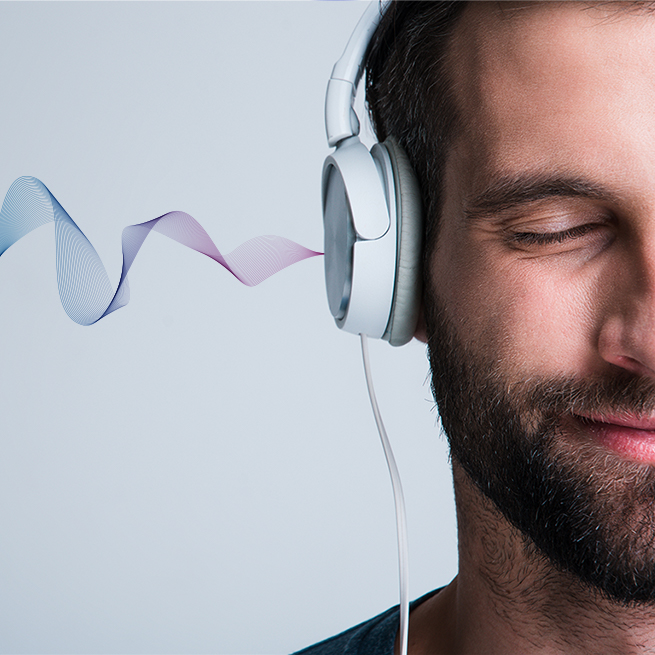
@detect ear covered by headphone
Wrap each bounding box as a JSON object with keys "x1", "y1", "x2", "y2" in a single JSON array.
[{"x1": 322, "y1": 1, "x2": 423, "y2": 347}]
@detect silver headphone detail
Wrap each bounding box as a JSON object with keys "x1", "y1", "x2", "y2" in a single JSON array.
[{"x1": 322, "y1": 1, "x2": 423, "y2": 346}]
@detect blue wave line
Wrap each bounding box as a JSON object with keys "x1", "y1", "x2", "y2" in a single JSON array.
[{"x1": 0, "y1": 176, "x2": 321, "y2": 325}]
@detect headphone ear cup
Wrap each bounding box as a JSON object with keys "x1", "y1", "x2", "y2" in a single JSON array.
[{"x1": 381, "y1": 137, "x2": 423, "y2": 347}]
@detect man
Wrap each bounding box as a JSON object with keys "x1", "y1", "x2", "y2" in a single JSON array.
[{"x1": 299, "y1": 1, "x2": 655, "y2": 654}]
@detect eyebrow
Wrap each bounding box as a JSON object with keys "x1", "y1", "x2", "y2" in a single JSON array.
[{"x1": 463, "y1": 174, "x2": 621, "y2": 222}]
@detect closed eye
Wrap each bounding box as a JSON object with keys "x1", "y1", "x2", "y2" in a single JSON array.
[{"x1": 508, "y1": 223, "x2": 599, "y2": 246}]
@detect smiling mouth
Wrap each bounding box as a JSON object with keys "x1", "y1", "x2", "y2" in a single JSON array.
[{"x1": 572, "y1": 413, "x2": 655, "y2": 463}]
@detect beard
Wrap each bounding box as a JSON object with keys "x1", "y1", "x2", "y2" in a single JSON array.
[{"x1": 426, "y1": 292, "x2": 655, "y2": 605}]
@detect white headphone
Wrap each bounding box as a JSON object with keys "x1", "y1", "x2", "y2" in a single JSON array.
[{"x1": 322, "y1": 0, "x2": 423, "y2": 347}]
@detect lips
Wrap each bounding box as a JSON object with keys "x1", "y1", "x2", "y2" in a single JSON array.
[{"x1": 573, "y1": 413, "x2": 655, "y2": 463}]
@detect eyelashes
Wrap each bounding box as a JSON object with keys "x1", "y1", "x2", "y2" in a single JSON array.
[{"x1": 507, "y1": 222, "x2": 601, "y2": 246}]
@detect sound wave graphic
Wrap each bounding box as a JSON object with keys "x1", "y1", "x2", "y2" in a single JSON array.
[{"x1": 0, "y1": 177, "x2": 322, "y2": 325}]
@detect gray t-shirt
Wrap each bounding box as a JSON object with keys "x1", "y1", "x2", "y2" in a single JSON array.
[{"x1": 293, "y1": 590, "x2": 440, "y2": 655}]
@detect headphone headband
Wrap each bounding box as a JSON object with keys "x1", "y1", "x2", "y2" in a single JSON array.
[{"x1": 325, "y1": 1, "x2": 390, "y2": 147}]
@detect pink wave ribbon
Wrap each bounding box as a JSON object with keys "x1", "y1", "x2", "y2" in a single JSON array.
[{"x1": 0, "y1": 176, "x2": 322, "y2": 325}]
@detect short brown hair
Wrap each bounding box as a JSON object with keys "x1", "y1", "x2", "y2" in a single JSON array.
[{"x1": 365, "y1": 1, "x2": 466, "y2": 275}]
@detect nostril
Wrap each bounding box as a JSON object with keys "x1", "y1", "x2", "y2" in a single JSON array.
[
  {"x1": 597, "y1": 317, "x2": 655, "y2": 379},
  {"x1": 612, "y1": 355, "x2": 655, "y2": 378}
]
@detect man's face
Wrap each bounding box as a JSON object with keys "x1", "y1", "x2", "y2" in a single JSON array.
[{"x1": 428, "y1": 2, "x2": 655, "y2": 602}]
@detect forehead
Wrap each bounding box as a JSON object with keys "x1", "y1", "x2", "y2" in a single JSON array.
[{"x1": 447, "y1": 2, "x2": 655, "y2": 199}]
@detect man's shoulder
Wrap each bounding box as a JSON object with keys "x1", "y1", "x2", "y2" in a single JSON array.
[
  {"x1": 292, "y1": 590, "x2": 441, "y2": 655},
  {"x1": 292, "y1": 604, "x2": 398, "y2": 655}
]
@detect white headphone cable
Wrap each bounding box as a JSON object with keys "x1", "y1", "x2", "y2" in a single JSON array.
[{"x1": 359, "y1": 333, "x2": 410, "y2": 655}]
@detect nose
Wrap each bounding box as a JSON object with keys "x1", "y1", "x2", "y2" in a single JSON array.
[{"x1": 598, "y1": 241, "x2": 655, "y2": 378}]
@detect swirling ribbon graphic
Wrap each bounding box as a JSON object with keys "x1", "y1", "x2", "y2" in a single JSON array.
[{"x1": 0, "y1": 176, "x2": 322, "y2": 325}]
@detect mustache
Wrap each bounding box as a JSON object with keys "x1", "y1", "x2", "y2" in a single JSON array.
[{"x1": 518, "y1": 370, "x2": 655, "y2": 421}]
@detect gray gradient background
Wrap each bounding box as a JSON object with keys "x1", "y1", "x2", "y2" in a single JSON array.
[{"x1": 0, "y1": 2, "x2": 457, "y2": 653}]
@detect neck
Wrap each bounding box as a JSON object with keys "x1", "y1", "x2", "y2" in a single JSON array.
[{"x1": 407, "y1": 463, "x2": 655, "y2": 655}]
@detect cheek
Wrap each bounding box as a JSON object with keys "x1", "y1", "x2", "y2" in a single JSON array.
[
  {"x1": 496, "y1": 271, "x2": 598, "y2": 376},
  {"x1": 431, "y1": 239, "x2": 600, "y2": 377}
]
